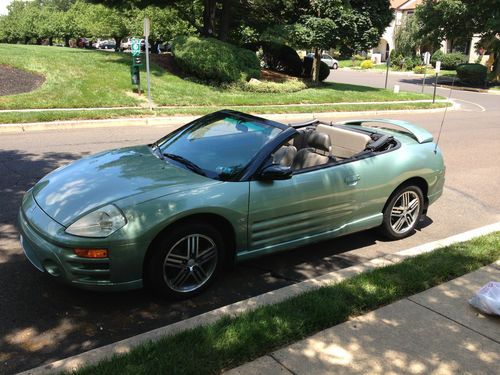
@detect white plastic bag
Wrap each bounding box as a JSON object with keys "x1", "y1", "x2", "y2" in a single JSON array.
[{"x1": 469, "y1": 281, "x2": 500, "y2": 316}]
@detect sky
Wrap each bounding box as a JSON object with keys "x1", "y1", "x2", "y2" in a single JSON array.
[{"x1": 0, "y1": 0, "x2": 13, "y2": 16}]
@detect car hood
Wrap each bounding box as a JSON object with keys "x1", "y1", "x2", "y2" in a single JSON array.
[{"x1": 32, "y1": 145, "x2": 215, "y2": 226}]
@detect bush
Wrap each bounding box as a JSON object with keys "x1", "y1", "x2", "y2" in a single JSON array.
[
  {"x1": 456, "y1": 63, "x2": 487, "y2": 86},
  {"x1": 253, "y1": 41, "x2": 303, "y2": 77},
  {"x1": 360, "y1": 60, "x2": 374, "y2": 69},
  {"x1": 233, "y1": 79, "x2": 307, "y2": 93},
  {"x1": 353, "y1": 54, "x2": 365, "y2": 61},
  {"x1": 303, "y1": 56, "x2": 330, "y2": 81},
  {"x1": 172, "y1": 36, "x2": 260, "y2": 83},
  {"x1": 413, "y1": 65, "x2": 434, "y2": 75},
  {"x1": 391, "y1": 54, "x2": 420, "y2": 71},
  {"x1": 431, "y1": 50, "x2": 468, "y2": 70}
]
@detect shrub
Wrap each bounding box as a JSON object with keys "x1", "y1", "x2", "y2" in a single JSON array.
[
  {"x1": 431, "y1": 50, "x2": 468, "y2": 70},
  {"x1": 233, "y1": 79, "x2": 307, "y2": 93},
  {"x1": 360, "y1": 60, "x2": 374, "y2": 69},
  {"x1": 303, "y1": 56, "x2": 330, "y2": 81},
  {"x1": 391, "y1": 54, "x2": 420, "y2": 71},
  {"x1": 172, "y1": 36, "x2": 260, "y2": 83},
  {"x1": 353, "y1": 54, "x2": 365, "y2": 61},
  {"x1": 413, "y1": 65, "x2": 435, "y2": 75},
  {"x1": 456, "y1": 63, "x2": 487, "y2": 86},
  {"x1": 256, "y1": 41, "x2": 303, "y2": 77}
]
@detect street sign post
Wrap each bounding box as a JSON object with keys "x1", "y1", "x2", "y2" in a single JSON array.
[
  {"x1": 384, "y1": 55, "x2": 391, "y2": 89},
  {"x1": 144, "y1": 18, "x2": 152, "y2": 110},
  {"x1": 422, "y1": 52, "x2": 431, "y2": 93},
  {"x1": 131, "y1": 38, "x2": 141, "y2": 57},
  {"x1": 433, "y1": 61, "x2": 441, "y2": 103},
  {"x1": 130, "y1": 38, "x2": 142, "y2": 94}
]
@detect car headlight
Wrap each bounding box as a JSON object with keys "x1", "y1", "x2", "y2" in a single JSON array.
[{"x1": 65, "y1": 204, "x2": 127, "y2": 238}]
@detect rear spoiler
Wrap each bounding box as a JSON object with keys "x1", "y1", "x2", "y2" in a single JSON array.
[{"x1": 336, "y1": 119, "x2": 434, "y2": 144}]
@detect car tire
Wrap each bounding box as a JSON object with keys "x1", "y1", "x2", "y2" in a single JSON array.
[
  {"x1": 147, "y1": 222, "x2": 225, "y2": 299},
  {"x1": 380, "y1": 185, "x2": 424, "y2": 240},
  {"x1": 333, "y1": 63, "x2": 338, "y2": 70}
]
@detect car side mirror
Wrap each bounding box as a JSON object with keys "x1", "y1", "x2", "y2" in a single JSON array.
[{"x1": 258, "y1": 164, "x2": 293, "y2": 181}]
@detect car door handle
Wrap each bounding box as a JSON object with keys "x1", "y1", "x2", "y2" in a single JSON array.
[{"x1": 345, "y1": 174, "x2": 360, "y2": 185}]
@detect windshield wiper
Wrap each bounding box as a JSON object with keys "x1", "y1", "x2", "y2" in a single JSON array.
[{"x1": 163, "y1": 153, "x2": 206, "y2": 176}]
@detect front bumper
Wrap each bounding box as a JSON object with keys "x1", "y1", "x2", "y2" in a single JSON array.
[{"x1": 18, "y1": 193, "x2": 144, "y2": 291}]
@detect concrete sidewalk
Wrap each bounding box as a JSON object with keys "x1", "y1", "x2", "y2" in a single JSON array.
[{"x1": 226, "y1": 262, "x2": 500, "y2": 375}]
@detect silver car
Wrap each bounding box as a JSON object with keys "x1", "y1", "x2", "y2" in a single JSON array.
[{"x1": 307, "y1": 53, "x2": 339, "y2": 69}]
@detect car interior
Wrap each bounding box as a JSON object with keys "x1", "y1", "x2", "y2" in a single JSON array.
[{"x1": 272, "y1": 120, "x2": 398, "y2": 171}]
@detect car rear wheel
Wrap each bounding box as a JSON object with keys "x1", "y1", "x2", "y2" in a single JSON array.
[
  {"x1": 147, "y1": 222, "x2": 225, "y2": 299},
  {"x1": 380, "y1": 185, "x2": 424, "y2": 240}
]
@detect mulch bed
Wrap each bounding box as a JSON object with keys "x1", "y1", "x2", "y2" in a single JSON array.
[{"x1": 0, "y1": 65, "x2": 45, "y2": 96}]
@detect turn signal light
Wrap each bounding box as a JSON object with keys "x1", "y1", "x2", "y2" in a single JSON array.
[{"x1": 74, "y1": 248, "x2": 108, "y2": 258}]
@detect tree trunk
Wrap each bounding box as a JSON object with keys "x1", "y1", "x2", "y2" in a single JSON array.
[
  {"x1": 492, "y1": 52, "x2": 500, "y2": 83},
  {"x1": 312, "y1": 48, "x2": 321, "y2": 83},
  {"x1": 49, "y1": 37, "x2": 53, "y2": 46},
  {"x1": 114, "y1": 37, "x2": 121, "y2": 51},
  {"x1": 202, "y1": 0, "x2": 217, "y2": 37},
  {"x1": 64, "y1": 36, "x2": 70, "y2": 47},
  {"x1": 219, "y1": 0, "x2": 230, "y2": 41}
]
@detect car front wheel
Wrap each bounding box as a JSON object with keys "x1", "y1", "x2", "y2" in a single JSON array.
[
  {"x1": 380, "y1": 185, "x2": 424, "y2": 240},
  {"x1": 147, "y1": 222, "x2": 225, "y2": 299},
  {"x1": 333, "y1": 63, "x2": 338, "y2": 69}
]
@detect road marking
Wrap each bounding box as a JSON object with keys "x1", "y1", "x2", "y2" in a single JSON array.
[
  {"x1": 451, "y1": 98, "x2": 486, "y2": 112},
  {"x1": 18, "y1": 221, "x2": 500, "y2": 375}
]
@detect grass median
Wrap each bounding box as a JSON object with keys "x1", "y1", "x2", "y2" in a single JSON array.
[
  {"x1": 1, "y1": 44, "x2": 438, "y2": 111},
  {"x1": 71, "y1": 232, "x2": 500, "y2": 375},
  {"x1": 0, "y1": 102, "x2": 449, "y2": 125}
]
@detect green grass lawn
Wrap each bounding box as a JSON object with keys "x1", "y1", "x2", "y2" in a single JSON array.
[
  {"x1": 71, "y1": 232, "x2": 500, "y2": 375},
  {"x1": 0, "y1": 102, "x2": 449, "y2": 125},
  {"x1": 0, "y1": 44, "x2": 436, "y2": 111}
]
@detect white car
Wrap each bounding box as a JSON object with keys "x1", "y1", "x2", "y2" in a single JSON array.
[{"x1": 307, "y1": 53, "x2": 339, "y2": 69}]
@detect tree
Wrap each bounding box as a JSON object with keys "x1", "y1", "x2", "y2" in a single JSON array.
[
  {"x1": 415, "y1": 0, "x2": 500, "y2": 81},
  {"x1": 394, "y1": 15, "x2": 438, "y2": 57},
  {"x1": 128, "y1": 6, "x2": 195, "y2": 43},
  {"x1": 287, "y1": 0, "x2": 391, "y2": 82},
  {"x1": 292, "y1": 16, "x2": 337, "y2": 82}
]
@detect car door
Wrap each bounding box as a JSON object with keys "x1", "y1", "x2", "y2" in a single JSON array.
[
  {"x1": 321, "y1": 54, "x2": 333, "y2": 67},
  {"x1": 247, "y1": 163, "x2": 361, "y2": 254}
]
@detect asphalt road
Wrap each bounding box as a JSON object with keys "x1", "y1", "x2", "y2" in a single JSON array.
[{"x1": 1, "y1": 70, "x2": 499, "y2": 374}]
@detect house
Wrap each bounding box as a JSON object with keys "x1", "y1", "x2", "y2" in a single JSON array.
[
  {"x1": 371, "y1": 0, "x2": 421, "y2": 62},
  {"x1": 371, "y1": 0, "x2": 484, "y2": 64}
]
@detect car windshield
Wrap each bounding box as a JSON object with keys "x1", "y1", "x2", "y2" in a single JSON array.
[{"x1": 156, "y1": 113, "x2": 283, "y2": 180}]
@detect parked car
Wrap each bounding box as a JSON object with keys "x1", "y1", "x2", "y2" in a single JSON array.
[
  {"x1": 120, "y1": 37, "x2": 150, "y2": 52},
  {"x1": 307, "y1": 53, "x2": 339, "y2": 69},
  {"x1": 19, "y1": 110, "x2": 445, "y2": 299},
  {"x1": 98, "y1": 39, "x2": 116, "y2": 50}
]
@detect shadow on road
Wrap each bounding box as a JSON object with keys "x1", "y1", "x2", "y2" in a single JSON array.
[{"x1": 0, "y1": 149, "x2": 426, "y2": 374}]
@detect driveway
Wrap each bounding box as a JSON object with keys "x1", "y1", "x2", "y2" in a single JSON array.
[{"x1": 1, "y1": 71, "x2": 499, "y2": 374}]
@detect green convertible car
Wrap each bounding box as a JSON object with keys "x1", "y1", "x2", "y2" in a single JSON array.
[{"x1": 19, "y1": 110, "x2": 445, "y2": 298}]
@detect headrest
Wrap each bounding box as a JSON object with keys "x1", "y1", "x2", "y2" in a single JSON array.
[{"x1": 307, "y1": 132, "x2": 331, "y2": 155}]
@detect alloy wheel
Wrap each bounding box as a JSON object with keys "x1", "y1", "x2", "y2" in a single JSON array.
[
  {"x1": 163, "y1": 234, "x2": 218, "y2": 293},
  {"x1": 390, "y1": 191, "x2": 420, "y2": 234}
]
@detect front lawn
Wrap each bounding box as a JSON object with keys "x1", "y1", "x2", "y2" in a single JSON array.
[
  {"x1": 0, "y1": 44, "x2": 436, "y2": 110},
  {"x1": 0, "y1": 101, "x2": 450, "y2": 125},
  {"x1": 72, "y1": 232, "x2": 500, "y2": 375}
]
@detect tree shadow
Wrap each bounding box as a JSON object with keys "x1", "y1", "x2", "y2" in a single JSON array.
[{"x1": 0, "y1": 147, "x2": 431, "y2": 374}]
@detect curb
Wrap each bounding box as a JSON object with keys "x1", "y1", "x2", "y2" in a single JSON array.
[
  {"x1": 0, "y1": 105, "x2": 452, "y2": 134},
  {"x1": 18, "y1": 221, "x2": 500, "y2": 375}
]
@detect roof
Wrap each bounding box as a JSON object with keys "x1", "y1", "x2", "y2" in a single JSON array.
[{"x1": 391, "y1": 0, "x2": 423, "y2": 10}]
